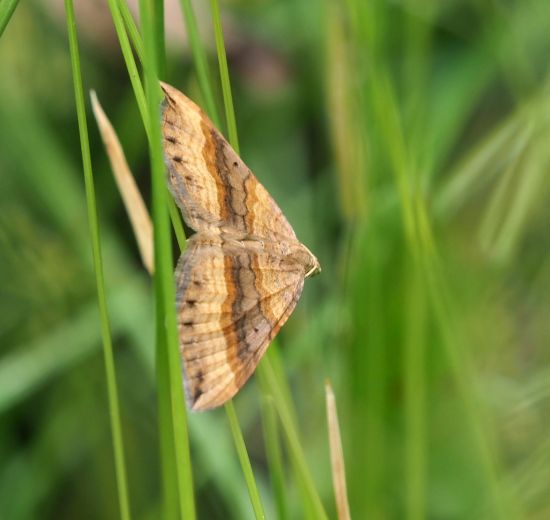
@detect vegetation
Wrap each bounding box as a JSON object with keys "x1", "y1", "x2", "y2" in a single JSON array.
[{"x1": 1, "y1": 0, "x2": 549, "y2": 518}]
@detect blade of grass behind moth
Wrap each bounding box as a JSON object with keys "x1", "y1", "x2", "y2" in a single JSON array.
[
  {"x1": 210, "y1": 1, "x2": 327, "y2": 516},
  {"x1": 90, "y1": 91, "x2": 154, "y2": 275},
  {"x1": 259, "y1": 347, "x2": 323, "y2": 517},
  {"x1": 168, "y1": 198, "x2": 187, "y2": 251},
  {"x1": 94, "y1": 12, "x2": 190, "y2": 509},
  {"x1": 153, "y1": 0, "x2": 166, "y2": 79},
  {"x1": 224, "y1": 400, "x2": 266, "y2": 519},
  {"x1": 260, "y1": 360, "x2": 328, "y2": 519},
  {"x1": 64, "y1": 1, "x2": 131, "y2": 519},
  {"x1": 260, "y1": 393, "x2": 288, "y2": 520},
  {"x1": 0, "y1": 0, "x2": 19, "y2": 38},
  {"x1": 139, "y1": 0, "x2": 195, "y2": 519},
  {"x1": 210, "y1": 0, "x2": 239, "y2": 150},
  {"x1": 116, "y1": 0, "x2": 144, "y2": 64},
  {"x1": 178, "y1": 2, "x2": 266, "y2": 518},
  {"x1": 177, "y1": 0, "x2": 219, "y2": 125},
  {"x1": 105, "y1": 0, "x2": 149, "y2": 138},
  {"x1": 212, "y1": 2, "x2": 306, "y2": 518},
  {"x1": 103, "y1": 4, "x2": 188, "y2": 252},
  {"x1": 325, "y1": 381, "x2": 351, "y2": 520}
]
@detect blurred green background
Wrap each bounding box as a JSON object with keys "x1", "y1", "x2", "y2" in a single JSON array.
[{"x1": 1, "y1": 0, "x2": 550, "y2": 518}]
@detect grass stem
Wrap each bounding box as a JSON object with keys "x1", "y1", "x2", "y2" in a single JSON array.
[
  {"x1": 138, "y1": 0, "x2": 195, "y2": 518},
  {"x1": 0, "y1": 0, "x2": 19, "y2": 38},
  {"x1": 64, "y1": 2, "x2": 131, "y2": 518}
]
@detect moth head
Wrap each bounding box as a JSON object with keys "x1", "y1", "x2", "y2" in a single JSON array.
[{"x1": 300, "y1": 243, "x2": 321, "y2": 279}]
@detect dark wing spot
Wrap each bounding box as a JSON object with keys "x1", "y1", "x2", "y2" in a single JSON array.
[
  {"x1": 183, "y1": 320, "x2": 194, "y2": 327},
  {"x1": 233, "y1": 161, "x2": 238, "y2": 167},
  {"x1": 191, "y1": 385, "x2": 203, "y2": 404},
  {"x1": 166, "y1": 136, "x2": 177, "y2": 143},
  {"x1": 196, "y1": 369, "x2": 204, "y2": 383},
  {"x1": 173, "y1": 155, "x2": 182, "y2": 163},
  {"x1": 186, "y1": 300, "x2": 197, "y2": 307}
]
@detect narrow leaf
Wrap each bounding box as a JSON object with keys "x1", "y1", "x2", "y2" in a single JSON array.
[
  {"x1": 90, "y1": 91, "x2": 154, "y2": 275},
  {"x1": 325, "y1": 381, "x2": 351, "y2": 520}
]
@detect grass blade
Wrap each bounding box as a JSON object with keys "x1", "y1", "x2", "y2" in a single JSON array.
[
  {"x1": 177, "y1": 0, "x2": 219, "y2": 125},
  {"x1": 176, "y1": 1, "x2": 268, "y2": 517},
  {"x1": 403, "y1": 266, "x2": 426, "y2": 520},
  {"x1": 91, "y1": 99, "x2": 185, "y2": 516},
  {"x1": 168, "y1": 198, "x2": 188, "y2": 251},
  {"x1": 64, "y1": 2, "x2": 131, "y2": 519},
  {"x1": 260, "y1": 360, "x2": 328, "y2": 519},
  {"x1": 138, "y1": 1, "x2": 195, "y2": 519},
  {"x1": 105, "y1": 0, "x2": 150, "y2": 137},
  {"x1": 153, "y1": 0, "x2": 166, "y2": 79},
  {"x1": 0, "y1": 0, "x2": 18, "y2": 38},
  {"x1": 90, "y1": 10, "x2": 249, "y2": 517},
  {"x1": 209, "y1": 0, "x2": 238, "y2": 151},
  {"x1": 90, "y1": 91, "x2": 154, "y2": 275},
  {"x1": 116, "y1": 0, "x2": 144, "y2": 64},
  {"x1": 225, "y1": 401, "x2": 266, "y2": 519},
  {"x1": 207, "y1": 2, "x2": 328, "y2": 516},
  {"x1": 103, "y1": 2, "x2": 187, "y2": 254},
  {"x1": 490, "y1": 132, "x2": 548, "y2": 261},
  {"x1": 260, "y1": 394, "x2": 288, "y2": 520}
]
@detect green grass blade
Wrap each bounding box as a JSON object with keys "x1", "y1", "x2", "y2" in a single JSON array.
[
  {"x1": 138, "y1": 1, "x2": 196, "y2": 519},
  {"x1": 104, "y1": 1, "x2": 188, "y2": 258},
  {"x1": 207, "y1": 2, "x2": 328, "y2": 516},
  {"x1": 102, "y1": 6, "x2": 250, "y2": 518},
  {"x1": 491, "y1": 133, "x2": 548, "y2": 261},
  {"x1": 0, "y1": 0, "x2": 18, "y2": 38},
  {"x1": 168, "y1": 198, "x2": 187, "y2": 252},
  {"x1": 210, "y1": 0, "x2": 239, "y2": 152},
  {"x1": 116, "y1": 0, "x2": 144, "y2": 64},
  {"x1": 156, "y1": 324, "x2": 180, "y2": 520},
  {"x1": 416, "y1": 208, "x2": 522, "y2": 519},
  {"x1": 260, "y1": 360, "x2": 328, "y2": 519},
  {"x1": 404, "y1": 265, "x2": 426, "y2": 520},
  {"x1": 176, "y1": 1, "x2": 267, "y2": 516},
  {"x1": 225, "y1": 401, "x2": 266, "y2": 519},
  {"x1": 153, "y1": 0, "x2": 166, "y2": 79},
  {"x1": 86, "y1": 8, "x2": 187, "y2": 511},
  {"x1": 177, "y1": 0, "x2": 219, "y2": 126},
  {"x1": 64, "y1": 2, "x2": 131, "y2": 519},
  {"x1": 260, "y1": 394, "x2": 288, "y2": 520},
  {"x1": 106, "y1": 0, "x2": 150, "y2": 138}
]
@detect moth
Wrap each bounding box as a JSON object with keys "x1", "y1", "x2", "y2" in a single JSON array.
[{"x1": 160, "y1": 83, "x2": 321, "y2": 411}]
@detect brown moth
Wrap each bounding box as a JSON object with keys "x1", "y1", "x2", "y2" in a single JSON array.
[{"x1": 160, "y1": 82, "x2": 321, "y2": 411}]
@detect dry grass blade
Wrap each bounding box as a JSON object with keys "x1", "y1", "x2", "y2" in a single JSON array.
[
  {"x1": 325, "y1": 380, "x2": 351, "y2": 520},
  {"x1": 90, "y1": 90, "x2": 154, "y2": 274}
]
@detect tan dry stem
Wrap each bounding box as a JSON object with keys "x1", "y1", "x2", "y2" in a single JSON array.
[
  {"x1": 325, "y1": 380, "x2": 351, "y2": 520},
  {"x1": 90, "y1": 90, "x2": 154, "y2": 274}
]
